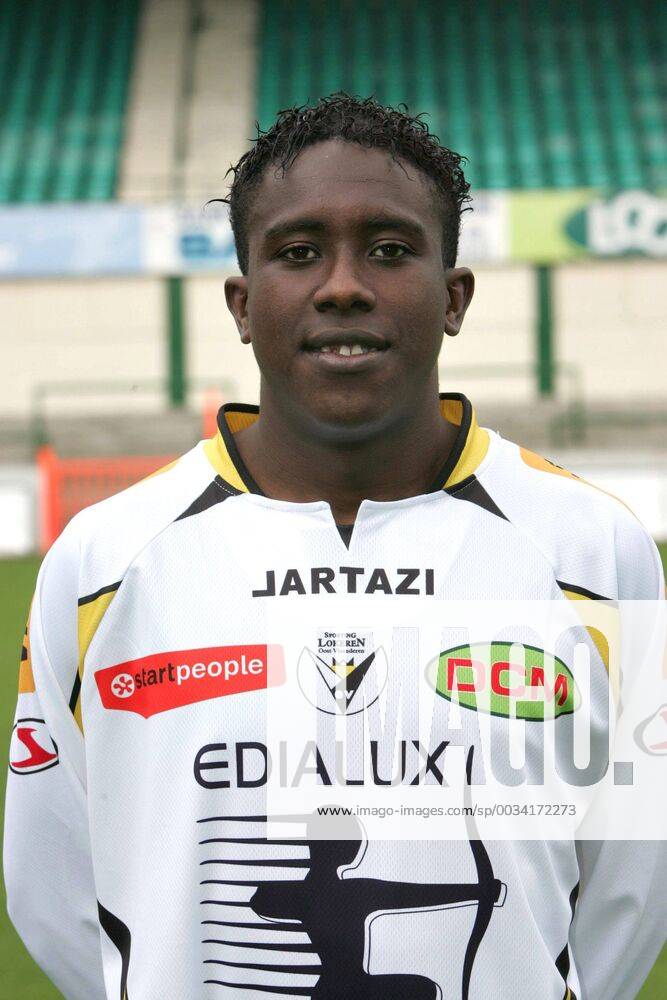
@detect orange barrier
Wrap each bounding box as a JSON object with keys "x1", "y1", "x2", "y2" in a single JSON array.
[
  {"x1": 202, "y1": 388, "x2": 224, "y2": 439},
  {"x1": 37, "y1": 447, "x2": 177, "y2": 552}
]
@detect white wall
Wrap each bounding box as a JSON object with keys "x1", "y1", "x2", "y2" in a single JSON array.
[
  {"x1": 0, "y1": 277, "x2": 164, "y2": 419},
  {"x1": 556, "y1": 259, "x2": 666, "y2": 403}
]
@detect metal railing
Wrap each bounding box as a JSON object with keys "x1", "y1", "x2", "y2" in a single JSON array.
[
  {"x1": 440, "y1": 363, "x2": 587, "y2": 445},
  {"x1": 30, "y1": 377, "x2": 235, "y2": 452}
]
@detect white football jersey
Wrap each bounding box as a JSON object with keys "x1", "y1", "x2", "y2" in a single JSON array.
[{"x1": 4, "y1": 395, "x2": 665, "y2": 1000}]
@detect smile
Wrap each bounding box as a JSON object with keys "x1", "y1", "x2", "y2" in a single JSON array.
[
  {"x1": 317, "y1": 344, "x2": 379, "y2": 356},
  {"x1": 303, "y1": 327, "x2": 390, "y2": 370}
]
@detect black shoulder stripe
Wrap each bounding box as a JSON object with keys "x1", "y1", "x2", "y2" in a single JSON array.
[
  {"x1": 98, "y1": 901, "x2": 132, "y2": 1000},
  {"x1": 175, "y1": 476, "x2": 240, "y2": 522},
  {"x1": 557, "y1": 581, "x2": 610, "y2": 601},
  {"x1": 78, "y1": 581, "x2": 122, "y2": 607},
  {"x1": 446, "y1": 475, "x2": 508, "y2": 521},
  {"x1": 554, "y1": 881, "x2": 579, "y2": 1000},
  {"x1": 68, "y1": 672, "x2": 82, "y2": 714}
]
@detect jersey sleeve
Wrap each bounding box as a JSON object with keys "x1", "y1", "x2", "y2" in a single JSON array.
[
  {"x1": 570, "y1": 526, "x2": 666, "y2": 1000},
  {"x1": 3, "y1": 522, "x2": 107, "y2": 1000}
]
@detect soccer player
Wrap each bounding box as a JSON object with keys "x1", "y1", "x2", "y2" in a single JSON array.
[{"x1": 4, "y1": 94, "x2": 665, "y2": 999}]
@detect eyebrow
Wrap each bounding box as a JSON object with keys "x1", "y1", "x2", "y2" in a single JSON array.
[{"x1": 263, "y1": 213, "x2": 428, "y2": 242}]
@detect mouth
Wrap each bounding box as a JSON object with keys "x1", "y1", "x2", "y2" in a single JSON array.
[{"x1": 303, "y1": 329, "x2": 389, "y2": 368}]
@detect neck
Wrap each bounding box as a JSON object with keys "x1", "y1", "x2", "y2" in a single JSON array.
[{"x1": 232, "y1": 389, "x2": 461, "y2": 524}]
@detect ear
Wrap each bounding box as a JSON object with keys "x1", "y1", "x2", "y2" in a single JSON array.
[
  {"x1": 224, "y1": 276, "x2": 251, "y2": 344},
  {"x1": 443, "y1": 267, "x2": 475, "y2": 338}
]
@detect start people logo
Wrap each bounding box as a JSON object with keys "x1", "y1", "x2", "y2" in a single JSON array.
[{"x1": 95, "y1": 644, "x2": 285, "y2": 718}]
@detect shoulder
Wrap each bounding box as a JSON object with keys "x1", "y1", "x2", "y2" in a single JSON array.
[
  {"x1": 52, "y1": 442, "x2": 216, "y2": 601},
  {"x1": 31, "y1": 442, "x2": 220, "y2": 725},
  {"x1": 476, "y1": 432, "x2": 664, "y2": 600}
]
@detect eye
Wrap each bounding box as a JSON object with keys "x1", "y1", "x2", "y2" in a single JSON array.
[
  {"x1": 279, "y1": 245, "x2": 319, "y2": 261},
  {"x1": 370, "y1": 242, "x2": 411, "y2": 260}
]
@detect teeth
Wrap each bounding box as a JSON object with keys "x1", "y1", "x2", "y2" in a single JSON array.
[{"x1": 316, "y1": 343, "x2": 381, "y2": 355}]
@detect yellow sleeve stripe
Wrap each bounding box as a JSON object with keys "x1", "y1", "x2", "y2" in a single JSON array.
[
  {"x1": 70, "y1": 583, "x2": 121, "y2": 731},
  {"x1": 559, "y1": 585, "x2": 621, "y2": 706},
  {"x1": 18, "y1": 622, "x2": 36, "y2": 694},
  {"x1": 561, "y1": 590, "x2": 611, "y2": 669},
  {"x1": 520, "y1": 447, "x2": 637, "y2": 519},
  {"x1": 144, "y1": 458, "x2": 179, "y2": 480}
]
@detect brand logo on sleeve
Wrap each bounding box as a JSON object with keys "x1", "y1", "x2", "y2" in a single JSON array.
[
  {"x1": 634, "y1": 704, "x2": 667, "y2": 756},
  {"x1": 9, "y1": 718, "x2": 59, "y2": 774},
  {"x1": 95, "y1": 645, "x2": 285, "y2": 718}
]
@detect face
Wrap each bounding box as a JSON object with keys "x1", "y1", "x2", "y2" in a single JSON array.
[{"x1": 225, "y1": 139, "x2": 474, "y2": 440}]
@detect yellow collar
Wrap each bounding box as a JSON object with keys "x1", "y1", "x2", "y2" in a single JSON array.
[{"x1": 204, "y1": 393, "x2": 489, "y2": 495}]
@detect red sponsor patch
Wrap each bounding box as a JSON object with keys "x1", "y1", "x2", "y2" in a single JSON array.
[{"x1": 95, "y1": 645, "x2": 284, "y2": 718}]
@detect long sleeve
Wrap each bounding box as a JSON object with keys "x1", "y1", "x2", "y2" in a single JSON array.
[
  {"x1": 571, "y1": 839, "x2": 666, "y2": 1000},
  {"x1": 3, "y1": 524, "x2": 107, "y2": 1000},
  {"x1": 570, "y1": 531, "x2": 666, "y2": 999}
]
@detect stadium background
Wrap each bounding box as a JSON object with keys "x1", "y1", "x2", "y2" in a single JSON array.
[{"x1": 0, "y1": 0, "x2": 664, "y2": 995}]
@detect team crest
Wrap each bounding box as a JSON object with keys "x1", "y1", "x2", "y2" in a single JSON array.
[{"x1": 297, "y1": 630, "x2": 388, "y2": 715}]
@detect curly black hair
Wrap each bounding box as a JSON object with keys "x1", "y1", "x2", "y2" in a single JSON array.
[{"x1": 218, "y1": 92, "x2": 471, "y2": 274}]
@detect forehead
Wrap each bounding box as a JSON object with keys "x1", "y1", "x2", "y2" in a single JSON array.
[{"x1": 248, "y1": 138, "x2": 440, "y2": 237}]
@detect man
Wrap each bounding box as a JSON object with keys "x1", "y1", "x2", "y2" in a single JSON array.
[{"x1": 4, "y1": 94, "x2": 665, "y2": 999}]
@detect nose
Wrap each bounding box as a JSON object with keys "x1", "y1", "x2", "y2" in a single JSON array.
[{"x1": 312, "y1": 252, "x2": 376, "y2": 313}]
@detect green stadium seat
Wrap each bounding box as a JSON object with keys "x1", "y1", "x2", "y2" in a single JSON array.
[
  {"x1": 0, "y1": 0, "x2": 140, "y2": 203},
  {"x1": 257, "y1": 0, "x2": 666, "y2": 192}
]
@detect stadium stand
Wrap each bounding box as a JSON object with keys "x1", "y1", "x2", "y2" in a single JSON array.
[
  {"x1": 182, "y1": 0, "x2": 258, "y2": 200},
  {"x1": 119, "y1": 0, "x2": 189, "y2": 201},
  {"x1": 0, "y1": 0, "x2": 140, "y2": 203},
  {"x1": 119, "y1": 0, "x2": 257, "y2": 201},
  {"x1": 257, "y1": 0, "x2": 666, "y2": 191}
]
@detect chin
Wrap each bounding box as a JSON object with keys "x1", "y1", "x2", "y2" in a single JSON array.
[{"x1": 302, "y1": 400, "x2": 397, "y2": 443}]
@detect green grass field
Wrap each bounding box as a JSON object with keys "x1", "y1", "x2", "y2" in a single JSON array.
[{"x1": 0, "y1": 552, "x2": 665, "y2": 999}]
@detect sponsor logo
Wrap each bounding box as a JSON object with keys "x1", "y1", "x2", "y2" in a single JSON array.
[
  {"x1": 428, "y1": 642, "x2": 579, "y2": 720},
  {"x1": 194, "y1": 738, "x2": 453, "y2": 788},
  {"x1": 252, "y1": 566, "x2": 435, "y2": 597},
  {"x1": 297, "y1": 630, "x2": 388, "y2": 715},
  {"x1": 111, "y1": 673, "x2": 135, "y2": 698},
  {"x1": 95, "y1": 645, "x2": 285, "y2": 718},
  {"x1": 565, "y1": 190, "x2": 667, "y2": 257},
  {"x1": 634, "y1": 704, "x2": 667, "y2": 756},
  {"x1": 196, "y1": 808, "x2": 504, "y2": 998},
  {"x1": 9, "y1": 718, "x2": 59, "y2": 774}
]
